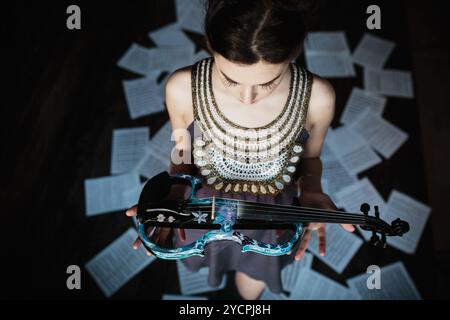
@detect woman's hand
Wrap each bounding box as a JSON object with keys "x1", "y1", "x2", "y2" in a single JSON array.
[
  {"x1": 125, "y1": 205, "x2": 186, "y2": 256},
  {"x1": 279, "y1": 191, "x2": 355, "y2": 261}
]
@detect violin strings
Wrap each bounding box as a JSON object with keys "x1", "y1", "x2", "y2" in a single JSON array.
[
  {"x1": 184, "y1": 206, "x2": 368, "y2": 224},
  {"x1": 181, "y1": 209, "x2": 367, "y2": 225},
  {"x1": 185, "y1": 203, "x2": 368, "y2": 220},
  {"x1": 185, "y1": 197, "x2": 367, "y2": 217}
]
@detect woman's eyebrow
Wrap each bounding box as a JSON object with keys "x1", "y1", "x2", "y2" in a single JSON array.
[{"x1": 220, "y1": 70, "x2": 282, "y2": 86}]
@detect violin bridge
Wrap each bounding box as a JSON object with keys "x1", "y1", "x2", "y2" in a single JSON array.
[{"x1": 211, "y1": 196, "x2": 215, "y2": 220}]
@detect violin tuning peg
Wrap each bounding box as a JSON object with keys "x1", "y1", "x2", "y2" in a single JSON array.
[
  {"x1": 374, "y1": 205, "x2": 380, "y2": 219},
  {"x1": 360, "y1": 203, "x2": 370, "y2": 216},
  {"x1": 381, "y1": 233, "x2": 387, "y2": 249},
  {"x1": 370, "y1": 232, "x2": 380, "y2": 246}
]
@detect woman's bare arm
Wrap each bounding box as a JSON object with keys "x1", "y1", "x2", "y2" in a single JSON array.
[{"x1": 298, "y1": 75, "x2": 335, "y2": 193}]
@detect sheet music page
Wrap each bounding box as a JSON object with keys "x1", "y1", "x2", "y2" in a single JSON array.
[
  {"x1": 340, "y1": 87, "x2": 387, "y2": 125},
  {"x1": 349, "y1": 109, "x2": 409, "y2": 159},
  {"x1": 84, "y1": 172, "x2": 140, "y2": 216},
  {"x1": 322, "y1": 159, "x2": 358, "y2": 208},
  {"x1": 122, "y1": 183, "x2": 145, "y2": 208},
  {"x1": 117, "y1": 43, "x2": 154, "y2": 76},
  {"x1": 259, "y1": 289, "x2": 289, "y2": 300},
  {"x1": 304, "y1": 31, "x2": 355, "y2": 77},
  {"x1": 327, "y1": 126, "x2": 382, "y2": 175},
  {"x1": 308, "y1": 224, "x2": 364, "y2": 274},
  {"x1": 364, "y1": 67, "x2": 414, "y2": 98},
  {"x1": 176, "y1": 261, "x2": 226, "y2": 295},
  {"x1": 384, "y1": 190, "x2": 431, "y2": 254},
  {"x1": 148, "y1": 121, "x2": 174, "y2": 165},
  {"x1": 304, "y1": 31, "x2": 352, "y2": 52},
  {"x1": 136, "y1": 151, "x2": 170, "y2": 179},
  {"x1": 281, "y1": 252, "x2": 313, "y2": 292},
  {"x1": 346, "y1": 261, "x2": 421, "y2": 299},
  {"x1": 111, "y1": 127, "x2": 149, "y2": 174},
  {"x1": 334, "y1": 177, "x2": 387, "y2": 241},
  {"x1": 176, "y1": 0, "x2": 206, "y2": 34},
  {"x1": 352, "y1": 33, "x2": 395, "y2": 69},
  {"x1": 147, "y1": 45, "x2": 196, "y2": 73},
  {"x1": 85, "y1": 228, "x2": 156, "y2": 297},
  {"x1": 149, "y1": 22, "x2": 194, "y2": 49},
  {"x1": 123, "y1": 77, "x2": 165, "y2": 119},
  {"x1": 305, "y1": 52, "x2": 356, "y2": 78},
  {"x1": 290, "y1": 269, "x2": 360, "y2": 300}
]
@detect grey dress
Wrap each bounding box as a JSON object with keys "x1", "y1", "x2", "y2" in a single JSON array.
[{"x1": 172, "y1": 57, "x2": 312, "y2": 294}]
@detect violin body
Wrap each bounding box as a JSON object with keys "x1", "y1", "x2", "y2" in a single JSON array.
[
  {"x1": 135, "y1": 171, "x2": 409, "y2": 260},
  {"x1": 136, "y1": 171, "x2": 303, "y2": 260}
]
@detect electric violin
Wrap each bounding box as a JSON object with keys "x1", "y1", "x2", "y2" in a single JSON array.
[{"x1": 135, "y1": 171, "x2": 409, "y2": 260}]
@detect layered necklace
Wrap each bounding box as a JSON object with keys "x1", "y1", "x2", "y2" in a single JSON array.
[{"x1": 191, "y1": 57, "x2": 312, "y2": 195}]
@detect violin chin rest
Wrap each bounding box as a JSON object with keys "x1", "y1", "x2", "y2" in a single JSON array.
[{"x1": 138, "y1": 171, "x2": 172, "y2": 204}]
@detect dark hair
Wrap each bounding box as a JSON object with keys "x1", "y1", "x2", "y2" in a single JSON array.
[{"x1": 204, "y1": 0, "x2": 313, "y2": 65}]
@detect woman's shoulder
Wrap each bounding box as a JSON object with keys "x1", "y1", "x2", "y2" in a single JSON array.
[
  {"x1": 303, "y1": 72, "x2": 335, "y2": 128},
  {"x1": 309, "y1": 73, "x2": 335, "y2": 113},
  {"x1": 165, "y1": 65, "x2": 195, "y2": 123}
]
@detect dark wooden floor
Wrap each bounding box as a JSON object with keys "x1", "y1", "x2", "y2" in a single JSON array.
[{"x1": 2, "y1": 0, "x2": 443, "y2": 299}]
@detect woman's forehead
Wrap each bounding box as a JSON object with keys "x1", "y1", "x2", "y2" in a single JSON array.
[{"x1": 214, "y1": 54, "x2": 287, "y2": 85}]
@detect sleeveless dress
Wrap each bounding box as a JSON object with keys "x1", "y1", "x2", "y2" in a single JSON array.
[{"x1": 173, "y1": 57, "x2": 313, "y2": 294}]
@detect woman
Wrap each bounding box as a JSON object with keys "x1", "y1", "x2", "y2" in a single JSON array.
[{"x1": 126, "y1": 0, "x2": 355, "y2": 300}]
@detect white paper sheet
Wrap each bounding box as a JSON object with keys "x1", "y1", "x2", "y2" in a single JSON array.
[
  {"x1": 162, "y1": 294, "x2": 208, "y2": 300},
  {"x1": 123, "y1": 77, "x2": 165, "y2": 119},
  {"x1": 334, "y1": 177, "x2": 387, "y2": 241},
  {"x1": 84, "y1": 172, "x2": 140, "y2": 216},
  {"x1": 308, "y1": 224, "x2": 363, "y2": 274},
  {"x1": 146, "y1": 45, "x2": 196, "y2": 73},
  {"x1": 349, "y1": 109, "x2": 409, "y2": 159},
  {"x1": 149, "y1": 22, "x2": 195, "y2": 49},
  {"x1": 321, "y1": 159, "x2": 358, "y2": 209},
  {"x1": 137, "y1": 152, "x2": 170, "y2": 179},
  {"x1": 281, "y1": 252, "x2": 313, "y2": 293},
  {"x1": 346, "y1": 261, "x2": 421, "y2": 299},
  {"x1": 352, "y1": 33, "x2": 395, "y2": 69},
  {"x1": 364, "y1": 67, "x2": 414, "y2": 98},
  {"x1": 85, "y1": 228, "x2": 156, "y2": 297},
  {"x1": 304, "y1": 31, "x2": 355, "y2": 78},
  {"x1": 334, "y1": 177, "x2": 386, "y2": 215},
  {"x1": 320, "y1": 130, "x2": 337, "y2": 162},
  {"x1": 340, "y1": 87, "x2": 387, "y2": 125},
  {"x1": 117, "y1": 43, "x2": 155, "y2": 76},
  {"x1": 384, "y1": 190, "x2": 431, "y2": 254},
  {"x1": 305, "y1": 52, "x2": 356, "y2": 78},
  {"x1": 148, "y1": 121, "x2": 175, "y2": 164},
  {"x1": 176, "y1": 260, "x2": 226, "y2": 295},
  {"x1": 122, "y1": 183, "x2": 145, "y2": 208},
  {"x1": 304, "y1": 31, "x2": 352, "y2": 53},
  {"x1": 194, "y1": 50, "x2": 211, "y2": 62},
  {"x1": 176, "y1": 0, "x2": 206, "y2": 34},
  {"x1": 135, "y1": 122, "x2": 174, "y2": 178},
  {"x1": 259, "y1": 289, "x2": 289, "y2": 300},
  {"x1": 326, "y1": 126, "x2": 382, "y2": 175},
  {"x1": 290, "y1": 268, "x2": 360, "y2": 300},
  {"x1": 111, "y1": 127, "x2": 149, "y2": 174}
]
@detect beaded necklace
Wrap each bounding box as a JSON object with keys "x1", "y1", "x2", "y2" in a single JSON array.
[{"x1": 192, "y1": 57, "x2": 312, "y2": 195}]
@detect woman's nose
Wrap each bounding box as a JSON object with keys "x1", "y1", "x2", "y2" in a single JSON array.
[{"x1": 240, "y1": 87, "x2": 257, "y2": 104}]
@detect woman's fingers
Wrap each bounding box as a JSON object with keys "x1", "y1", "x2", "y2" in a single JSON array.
[
  {"x1": 177, "y1": 228, "x2": 186, "y2": 242},
  {"x1": 340, "y1": 223, "x2": 355, "y2": 232},
  {"x1": 125, "y1": 205, "x2": 138, "y2": 217},
  {"x1": 295, "y1": 229, "x2": 311, "y2": 261},
  {"x1": 132, "y1": 236, "x2": 142, "y2": 249},
  {"x1": 318, "y1": 225, "x2": 326, "y2": 256}
]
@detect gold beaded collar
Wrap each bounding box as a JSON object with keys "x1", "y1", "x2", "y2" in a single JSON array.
[{"x1": 191, "y1": 57, "x2": 312, "y2": 195}]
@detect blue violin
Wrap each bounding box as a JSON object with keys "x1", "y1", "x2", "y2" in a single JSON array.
[{"x1": 135, "y1": 171, "x2": 409, "y2": 260}]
